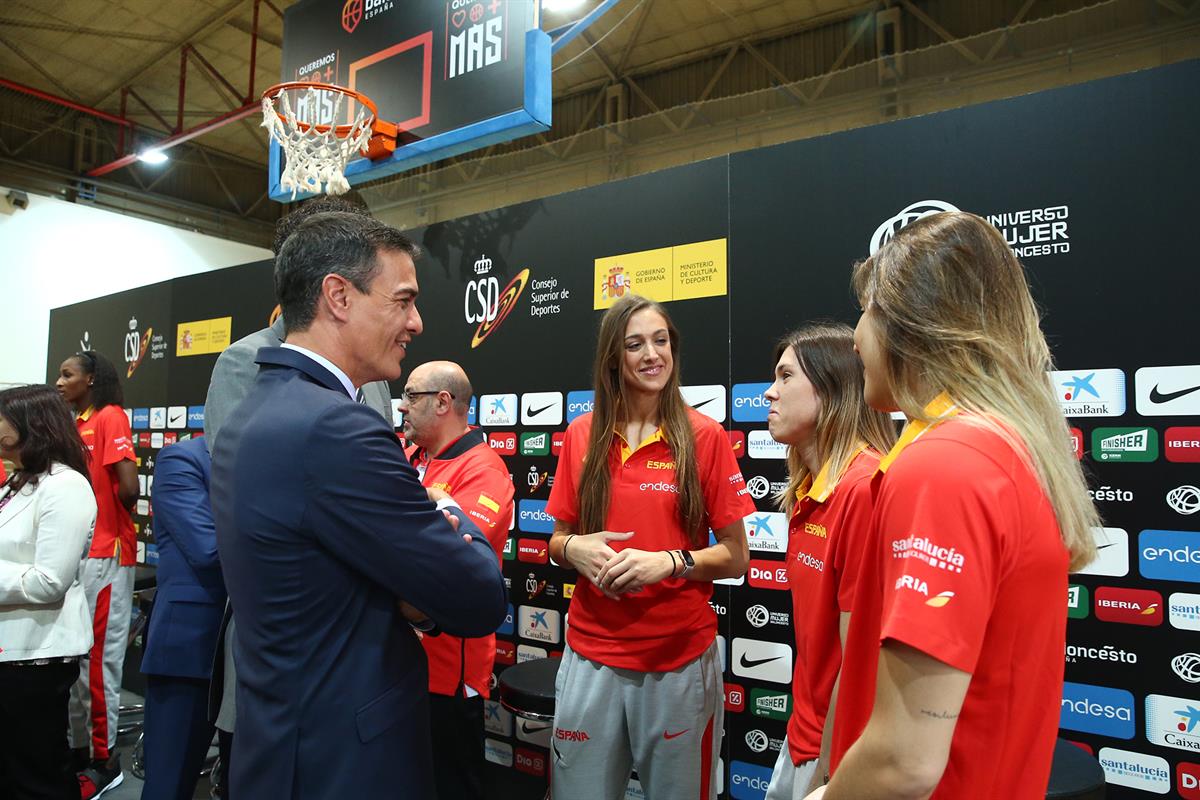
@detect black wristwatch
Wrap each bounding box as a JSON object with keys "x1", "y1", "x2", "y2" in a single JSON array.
[{"x1": 678, "y1": 549, "x2": 695, "y2": 579}]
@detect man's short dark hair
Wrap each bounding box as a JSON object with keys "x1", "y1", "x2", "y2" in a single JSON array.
[
  {"x1": 274, "y1": 212, "x2": 420, "y2": 334},
  {"x1": 271, "y1": 195, "x2": 370, "y2": 256}
]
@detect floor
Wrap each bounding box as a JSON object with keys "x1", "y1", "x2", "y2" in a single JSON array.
[{"x1": 103, "y1": 691, "x2": 545, "y2": 800}]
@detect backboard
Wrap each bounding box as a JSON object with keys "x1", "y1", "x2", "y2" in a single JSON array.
[{"x1": 270, "y1": 0, "x2": 550, "y2": 202}]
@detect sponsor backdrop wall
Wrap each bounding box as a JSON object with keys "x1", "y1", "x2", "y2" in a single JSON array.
[{"x1": 47, "y1": 60, "x2": 1200, "y2": 798}]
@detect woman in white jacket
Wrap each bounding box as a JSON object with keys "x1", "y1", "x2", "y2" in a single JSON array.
[{"x1": 0, "y1": 384, "x2": 97, "y2": 800}]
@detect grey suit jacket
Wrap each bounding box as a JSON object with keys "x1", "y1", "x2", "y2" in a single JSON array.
[{"x1": 204, "y1": 316, "x2": 393, "y2": 452}]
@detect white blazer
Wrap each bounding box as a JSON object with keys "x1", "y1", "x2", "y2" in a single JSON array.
[{"x1": 0, "y1": 463, "x2": 97, "y2": 662}]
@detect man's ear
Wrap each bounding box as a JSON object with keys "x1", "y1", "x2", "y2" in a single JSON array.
[{"x1": 320, "y1": 273, "x2": 354, "y2": 323}]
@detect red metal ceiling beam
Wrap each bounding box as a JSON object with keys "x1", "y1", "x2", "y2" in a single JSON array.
[
  {"x1": 86, "y1": 101, "x2": 259, "y2": 177},
  {"x1": 0, "y1": 77, "x2": 133, "y2": 128}
]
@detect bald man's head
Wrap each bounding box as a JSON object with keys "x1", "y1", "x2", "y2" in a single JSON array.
[{"x1": 399, "y1": 361, "x2": 474, "y2": 450}]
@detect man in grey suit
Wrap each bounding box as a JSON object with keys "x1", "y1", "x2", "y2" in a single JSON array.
[{"x1": 202, "y1": 197, "x2": 393, "y2": 791}]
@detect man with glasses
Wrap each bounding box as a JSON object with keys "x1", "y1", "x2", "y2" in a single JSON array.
[
  {"x1": 210, "y1": 213, "x2": 507, "y2": 800},
  {"x1": 401, "y1": 361, "x2": 515, "y2": 800}
]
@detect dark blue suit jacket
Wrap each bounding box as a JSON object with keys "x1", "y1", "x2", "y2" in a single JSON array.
[
  {"x1": 143, "y1": 436, "x2": 227, "y2": 679},
  {"x1": 211, "y1": 347, "x2": 507, "y2": 800}
]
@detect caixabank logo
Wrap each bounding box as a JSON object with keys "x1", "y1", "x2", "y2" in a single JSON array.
[
  {"x1": 1145, "y1": 693, "x2": 1200, "y2": 752},
  {"x1": 1050, "y1": 369, "x2": 1126, "y2": 417},
  {"x1": 1059, "y1": 682, "x2": 1135, "y2": 739}
]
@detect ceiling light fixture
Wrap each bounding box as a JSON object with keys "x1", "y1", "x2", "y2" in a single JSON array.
[{"x1": 138, "y1": 149, "x2": 168, "y2": 165}]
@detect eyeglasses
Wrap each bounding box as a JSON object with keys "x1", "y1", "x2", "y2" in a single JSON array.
[{"x1": 401, "y1": 389, "x2": 454, "y2": 403}]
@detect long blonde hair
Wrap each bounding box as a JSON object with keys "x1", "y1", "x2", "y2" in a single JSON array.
[
  {"x1": 773, "y1": 323, "x2": 897, "y2": 514},
  {"x1": 576, "y1": 295, "x2": 707, "y2": 548},
  {"x1": 853, "y1": 211, "x2": 1098, "y2": 571}
]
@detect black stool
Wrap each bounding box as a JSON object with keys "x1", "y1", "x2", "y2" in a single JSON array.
[
  {"x1": 1046, "y1": 739, "x2": 1106, "y2": 799},
  {"x1": 498, "y1": 657, "x2": 560, "y2": 798}
]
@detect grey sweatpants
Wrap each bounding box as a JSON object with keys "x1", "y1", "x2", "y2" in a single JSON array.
[
  {"x1": 68, "y1": 557, "x2": 133, "y2": 761},
  {"x1": 551, "y1": 640, "x2": 723, "y2": 800}
]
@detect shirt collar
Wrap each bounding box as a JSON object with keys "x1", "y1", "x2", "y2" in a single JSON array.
[
  {"x1": 280, "y1": 343, "x2": 357, "y2": 401},
  {"x1": 797, "y1": 442, "x2": 869, "y2": 504},
  {"x1": 76, "y1": 406, "x2": 95, "y2": 422},
  {"x1": 876, "y1": 392, "x2": 960, "y2": 474},
  {"x1": 613, "y1": 426, "x2": 667, "y2": 465}
]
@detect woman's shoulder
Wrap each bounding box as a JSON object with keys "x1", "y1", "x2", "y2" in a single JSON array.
[
  {"x1": 40, "y1": 464, "x2": 94, "y2": 494},
  {"x1": 685, "y1": 406, "x2": 725, "y2": 438}
]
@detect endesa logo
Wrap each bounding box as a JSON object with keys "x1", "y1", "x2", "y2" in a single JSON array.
[
  {"x1": 747, "y1": 560, "x2": 788, "y2": 590},
  {"x1": 486, "y1": 432, "x2": 516, "y2": 455},
  {"x1": 729, "y1": 759, "x2": 773, "y2": 800},
  {"x1": 1059, "y1": 681, "x2": 1135, "y2": 739},
  {"x1": 566, "y1": 390, "x2": 595, "y2": 422},
  {"x1": 1097, "y1": 748, "x2": 1171, "y2": 794},
  {"x1": 1094, "y1": 586, "x2": 1163, "y2": 626},
  {"x1": 518, "y1": 500, "x2": 555, "y2": 534},
  {"x1": 132, "y1": 408, "x2": 150, "y2": 430},
  {"x1": 516, "y1": 538, "x2": 548, "y2": 564},
  {"x1": 731, "y1": 383, "x2": 771, "y2": 423},
  {"x1": 187, "y1": 406, "x2": 205, "y2": 429},
  {"x1": 1139, "y1": 530, "x2": 1200, "y2": 584},
  {"x1": 1167, "y1": 427, "x2": 1200, "y2": 463}
]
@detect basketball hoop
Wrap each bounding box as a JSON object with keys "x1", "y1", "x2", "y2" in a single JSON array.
[{"x1": 261, "y1": 81, "x2": 398, "y2": 198}]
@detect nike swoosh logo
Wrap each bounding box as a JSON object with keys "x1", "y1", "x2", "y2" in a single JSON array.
[
  {"x1": 691, "y1": 396, "x2": 717, "y2": 410},
  {"x1": 1150, "y1": 384, "x2": 1200, "y2": 404},
  {"x1": 169, "y1": 413, "x2": 183, "y2": 423},
  {"x1": 1097, "y1": 542, "x2": 1117, "y2": 550},
  {"x1": 739, "y1": 653, "x2": 781, "y2": 669},
  {"x1": 663, "y1": 729, "x2": 689, "y2": 740},
  {"x1": 521, "y1": 721, "x2": 549, "y2": 734},
  {"x1": 528, "y1": 403, "x2": 554, "y2": 417}
]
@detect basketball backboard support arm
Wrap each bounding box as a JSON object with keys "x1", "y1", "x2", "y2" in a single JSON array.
[
  {"x1": 268, "y1": 28, "x2": 552, "y2": 203},
  {"x1": 547, "y1": 0, "x2": 622, "y2": 55}
]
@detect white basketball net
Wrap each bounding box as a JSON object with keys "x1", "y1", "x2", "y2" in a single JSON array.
[{"x1": 261, "y1": 85, "x2": 374, "y2": 198}]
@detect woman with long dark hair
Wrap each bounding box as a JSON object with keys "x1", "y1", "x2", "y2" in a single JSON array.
[
  {"x1": 55, "y1": 351, "x2": 138, "y2": 797},
  {"x1": 760, "y1": 323, "x2": 895, "y2": 799},
  {"x1": 814, "y1": 212, "x2": 1099, "y2": 799},
  {"x1": 546, "y1": 295, "x2": 753, "y2": 800},
  {"x1": 0, "y1": 385, "x2": 97, "y2": 799}
]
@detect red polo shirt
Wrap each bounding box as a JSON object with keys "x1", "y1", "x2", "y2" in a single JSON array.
[
  {"x1": 784, "y1": 446, "x2": 880, "y2": 764},
  {"x1": 546, "y1": 408, "x2": 754, "y2": 672},
  {"x1": 76, "y1": 405, "x2": 136, "y2": 565},
  {"x1": 407, "y1": 429, "x2": 514, "y2": 698},
  {"x1": 831, "y1": 395, "x2": 1068, "y2": 798}
]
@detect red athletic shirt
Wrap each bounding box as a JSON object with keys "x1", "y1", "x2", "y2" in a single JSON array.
[
  {"x1": 831, "y1": 396, "x2": 1068, "y2": 798},
  {"x1": 784, "y1": 447, "x2": 880, "y2": 764},
  {"x1": 407, "y1": 429, "x2": 514, "y2": 697},
  {"x1": 76, "y1": 405, "x2": 136, "y2": 565},
  {"x1": 545, "y1": 408, "x2": 754, "y2": 672}
]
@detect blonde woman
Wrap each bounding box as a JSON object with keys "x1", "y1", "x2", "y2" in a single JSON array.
[
  {"x1": 814, "y1": 212, "x2": 1098, "y2": 800},
  {"x1": 761, "y1": 323, "x2": 895, "y2": 800},
  {"x1": 546, "y1": 295, "x2": 753, "y2": 800}
]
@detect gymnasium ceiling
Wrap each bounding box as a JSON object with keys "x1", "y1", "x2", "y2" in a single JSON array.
[{"x1": 1, "y1": 0, "x2": 1196, "y2": 244}]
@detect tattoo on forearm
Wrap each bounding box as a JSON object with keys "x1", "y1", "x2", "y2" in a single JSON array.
[{"x1": 920, "y1": 708, "x2": 959, "y2": 720}]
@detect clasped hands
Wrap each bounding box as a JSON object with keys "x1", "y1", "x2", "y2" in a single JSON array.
[{"x1": 566, "y1": 530, "x2": 679, "y2": 600}]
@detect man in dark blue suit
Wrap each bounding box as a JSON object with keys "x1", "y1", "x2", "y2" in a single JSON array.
[
  {"x1": 141, "y1": 435, "x2": 226, "y2": 800},
  {"x1": 210, "y1": 211, "x2": 507, "y2": 800}
]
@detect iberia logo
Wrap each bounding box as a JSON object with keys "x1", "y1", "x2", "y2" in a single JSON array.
[
  {"x1": 471, "y1": 268, "x2": 529, "y2": 349},
  {"x1": 342, "y1": 0, "x2": 362, "y2": 33},
  {"x1": 124, "y1": 317, "x2": 152, "y2": 379},
  {"x1": 925, "y1": 591, "x2": 955, "y2": 608}
]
